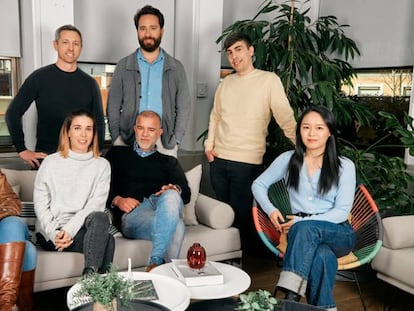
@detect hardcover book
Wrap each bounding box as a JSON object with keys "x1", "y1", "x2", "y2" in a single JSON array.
[
  {"x1": 130, "y1": 279, "x2": 158, "y2": 300},
  {"x1": 171, "y1": 259, "x2": 224, "y2": 287}
]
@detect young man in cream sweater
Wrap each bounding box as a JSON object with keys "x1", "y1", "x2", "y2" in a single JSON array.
[{"x1": 204, "y1": 32, "x2": 296, "y2": 253}]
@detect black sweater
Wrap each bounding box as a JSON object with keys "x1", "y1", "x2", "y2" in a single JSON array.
[
  {"x1": 6, "y1": 64, "x2": 104, "y2": 153},
  {"x1": 105, "y1": 146, "x2": 191, "y2": 227}
]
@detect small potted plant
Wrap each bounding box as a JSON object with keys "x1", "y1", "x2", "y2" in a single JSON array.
[
  {"x1": 72, "y1": 265, "x2": 135, "y2": 311},
  {"x1": 236, "y1": 289, "x2": 278, "y2": 311}
]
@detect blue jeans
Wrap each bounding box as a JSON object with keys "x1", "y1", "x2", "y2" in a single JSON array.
[
  {"x1": 121, "y1": 190, "x2": 185, "y2": 265},
  {"x1": 277, "y1": 220, "x2": 355, "y2": 309},
  {"x1": 0, "y1": 216, "x2": 37, "y2": 271},
  {"x1": 209, "y1": 158, "x2": 262, "y2": 249}
]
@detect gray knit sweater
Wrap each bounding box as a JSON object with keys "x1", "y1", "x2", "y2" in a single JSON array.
[{"x1": 34, "y1": 150, "x2": 111, "y2": 243}]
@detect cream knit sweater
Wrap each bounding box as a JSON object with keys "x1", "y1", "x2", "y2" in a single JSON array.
[
  {"x1": 34, "y1": 150, "x2": 111, "y2": 243},
  {"x1": 205, "y1": 69, "x2": 296, "y2": 165}
]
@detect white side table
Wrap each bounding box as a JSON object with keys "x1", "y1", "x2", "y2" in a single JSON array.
[
  {"x1": 151, "y1": 261, "x2": 251, "y2": 300},
  {"x1": 66, "y1": 271, "x2": 191, "y2": 311}
]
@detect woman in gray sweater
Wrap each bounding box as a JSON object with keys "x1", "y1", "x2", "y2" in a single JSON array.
[{"x1": 34, "y1": 109, "x2": 114, "y2": 275}]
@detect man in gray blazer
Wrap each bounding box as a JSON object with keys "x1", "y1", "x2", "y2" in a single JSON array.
[{"x1": 107, "y1": 5, "x2": 191, "y2": 157}]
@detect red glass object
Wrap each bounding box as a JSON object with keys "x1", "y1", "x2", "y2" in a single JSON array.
[{"x1": 187, "y1": 242, "x2": 206, "y2": 269}]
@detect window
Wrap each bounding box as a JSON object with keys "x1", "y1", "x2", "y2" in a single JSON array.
[
  {"x1": 77, "y1": 62, "x2": 116, "y2": 141},
  {"x1": 401, "y1": 85, "x2": 412, "y2": 97},
  {"x1": 355, "y1": 84, "x2": 383, "y2": 96},
  {"x1": 0, "y1": 57, "x2": 18, "y2": 145},
  {"x1": 343, "y1": 67, "x2": 413, "y2": 97}
]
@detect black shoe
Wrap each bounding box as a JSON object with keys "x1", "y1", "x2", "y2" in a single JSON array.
[
  {"x1": 284, "y1": 290, "x2": 301, "y2": 302},
  {"x1": 82, "y1": 266, "x2": 97, "y2": 277}
]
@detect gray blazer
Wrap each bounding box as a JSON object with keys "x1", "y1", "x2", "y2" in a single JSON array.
[{"x1": 107, "y1": 49, "x2": 191, "y2": 148}]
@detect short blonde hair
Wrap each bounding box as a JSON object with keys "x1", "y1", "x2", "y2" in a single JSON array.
[{"x1": 57, "y1": 109, "x2": 100, "y2": 158}]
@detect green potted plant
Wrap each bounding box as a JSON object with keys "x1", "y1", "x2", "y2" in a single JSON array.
[
  {"x1": 236, "y1": 289, "x2": 278, "y2": 311},
  {"x1": 72, "y1": 266, "x2": 135, "y2": 311}
]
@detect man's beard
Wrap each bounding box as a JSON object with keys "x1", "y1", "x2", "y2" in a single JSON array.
[{"x1": 139, "y1": 36, "x2": 162, "y2": 52}]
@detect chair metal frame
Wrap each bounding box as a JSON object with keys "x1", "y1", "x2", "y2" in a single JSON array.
[{"x1": 252, "y1": 180, "x2": 383, "y2": 311}]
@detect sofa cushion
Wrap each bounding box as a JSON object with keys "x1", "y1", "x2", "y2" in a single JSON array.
[
  {"x1": 382, "y1": 215, "x2": 414, "y2": 249},
  {"x1": 1, "y1": 168, "x2": 37, "y2": 202},
  {"x1": 372, "y1": 247, "x2": 414, "y2": 292},
  {"x1": 179, "y1": 225, "x2": 241, "y2": 259},
  {"x1": 195, "y1": 194, "x2": 234, "y2": 229},
  {"x1": 183, "y1": 164, "x2": 202, "y2": 225}
]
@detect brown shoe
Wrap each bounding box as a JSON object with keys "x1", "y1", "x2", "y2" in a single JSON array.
[
  {"x1": 145, "y1": 263, "x2": 159, "y2": 272},
  {"x1": 0, "y1": 242, "x2": 25, "y2": 311},
  {"x1": 17, "y1": 269, "x2": 35, "y2": 311}
]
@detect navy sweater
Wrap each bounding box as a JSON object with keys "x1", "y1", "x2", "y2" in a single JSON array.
[
  {"x1": 6, "y1": 64, "x2": 104, "y2": 153},
  {"x1": 105, "y1": 146, "x2": 191, "y2": 228}
]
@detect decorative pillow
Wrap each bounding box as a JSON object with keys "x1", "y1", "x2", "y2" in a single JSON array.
[{"x1": 183, "y1": 164, "x2": 202, "y2": 225}]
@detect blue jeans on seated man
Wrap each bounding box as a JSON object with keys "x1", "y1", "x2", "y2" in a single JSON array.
[
  {"x1": 121, "y1": 189, "x2": 185, "y2": 265},
  {"x1": 277, "y1": 220, "x2": 355, "y2": 309},
  {"x1": 0, "y1": 216, "x2": 37, "y2": 271}
]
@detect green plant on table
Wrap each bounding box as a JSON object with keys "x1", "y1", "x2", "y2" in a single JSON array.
[
  {"x1": 72, "y1": 265, "x2": 134, "y2": 311},
  {"x1": 236, "y1": 289, "x2": 278, "y2": 311}
]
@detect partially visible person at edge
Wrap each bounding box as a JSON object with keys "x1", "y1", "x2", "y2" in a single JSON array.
[
  {"x1": 107, "y1": 5, "x2": 191, "y2": 157},
  {"x1": 203, "y1": 32, "x2": 296, "y2": 252},
  {"x1": 34, "y1": 109, "x2": 114, "y2": 277},
  {"x1": 252, "y1": 106, "x2": 356, "y2": 311},
  {"x1": 0, "y1": 172, "x2": 37, "y2": 311},
  {"x1": 105, "y1": 110, "x2": 190, "y2": 272},
  {"x1": 6, "y1": 24, "x2": 104, "y2": 169}
]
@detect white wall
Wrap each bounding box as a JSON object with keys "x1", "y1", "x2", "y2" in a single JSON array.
[
  {"x1": 320, "y1": 0, "x2": 414, "y2": 68},
  {"x1": 74, "y1": 0, "x2": 175, "y2": 64},
  {"x1": 0, "y1": 0, "x2": 20, "y2": 57},
  {"x1": 175, "y1": 0, "x2": 224, "y2": 151}
]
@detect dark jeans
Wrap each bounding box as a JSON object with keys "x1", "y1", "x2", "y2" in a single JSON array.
[
  {"x1": 37, "y1": 211, "x2": 115, "y2": 273},
  {"x1": 209, "y1": 158, "x2": 262, "y2": 250}
]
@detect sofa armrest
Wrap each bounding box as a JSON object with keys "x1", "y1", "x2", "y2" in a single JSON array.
[
  {"x1": 195, "y1": 193, "x2": 234, "y2": 229},
  {"x1": 382, "y1": 215, "x2": 414, "y2": 249}
]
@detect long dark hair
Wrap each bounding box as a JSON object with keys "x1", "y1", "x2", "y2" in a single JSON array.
[{"x1": 286, "y1": 106, "x2": 341, "y2": 194}]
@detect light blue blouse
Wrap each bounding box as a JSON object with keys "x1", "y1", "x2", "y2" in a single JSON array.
[{"x1": 251, "y1": 150, "x2": 356, "y2": 224}]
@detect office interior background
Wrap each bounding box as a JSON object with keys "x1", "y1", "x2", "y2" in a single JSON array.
[{"x1": 1, "y1": 0, "x2": 414, "y2": 163}]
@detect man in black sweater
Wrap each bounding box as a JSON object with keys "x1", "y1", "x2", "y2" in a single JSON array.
[
  {"x1": 6, "y1": 24, "x2": 104, "y2": 168},
  {"x1": 105, "y1": 110, "x2": 190, "y2": 272}
]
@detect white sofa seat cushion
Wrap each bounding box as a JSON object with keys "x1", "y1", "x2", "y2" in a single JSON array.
[
  {"x1": 372, "y1": 247, "x2": 414, "y2": 293},
  {"x1": 113, "y1": 237, "x2": 152, "y2": 269},
  {"x1": 179, "y1": 225, "x2": 241, "y2": 259},
  {"x1": 381, "y1": 215, "x2": 414, "y2": 249}
]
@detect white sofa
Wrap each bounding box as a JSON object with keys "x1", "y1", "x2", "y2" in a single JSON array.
[
  {"x1": 1, "y1": 166, "x2": 242, "y2": 292},
  {"x1": 371, "y1": 215, "x2": 414, "y2": 295}
]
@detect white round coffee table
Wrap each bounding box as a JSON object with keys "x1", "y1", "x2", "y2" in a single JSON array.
[
  {"x1": 151, "y1": 261, "x2": 251, "y2": 300},
  {"x1": 66, "y1": 271, "x2": 191, "y2": 311}
]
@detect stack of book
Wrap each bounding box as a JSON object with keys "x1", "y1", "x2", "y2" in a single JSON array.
[{"x1": 171, "y1": 259, "x2": 224, "y2": 287}]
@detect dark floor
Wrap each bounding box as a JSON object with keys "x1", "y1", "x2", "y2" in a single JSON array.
[{"x1": 33, "y1": 250, "x2": 414, "y2": 311}]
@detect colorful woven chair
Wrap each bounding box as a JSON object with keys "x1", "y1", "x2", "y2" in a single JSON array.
[{"x1": 252, "y1": 181, "x2": 383, "y2": 311}]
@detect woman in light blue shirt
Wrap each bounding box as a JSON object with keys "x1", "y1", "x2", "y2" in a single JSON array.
[{"x1": 252, "y1": 106, "x2": 356, "y2": 310}]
